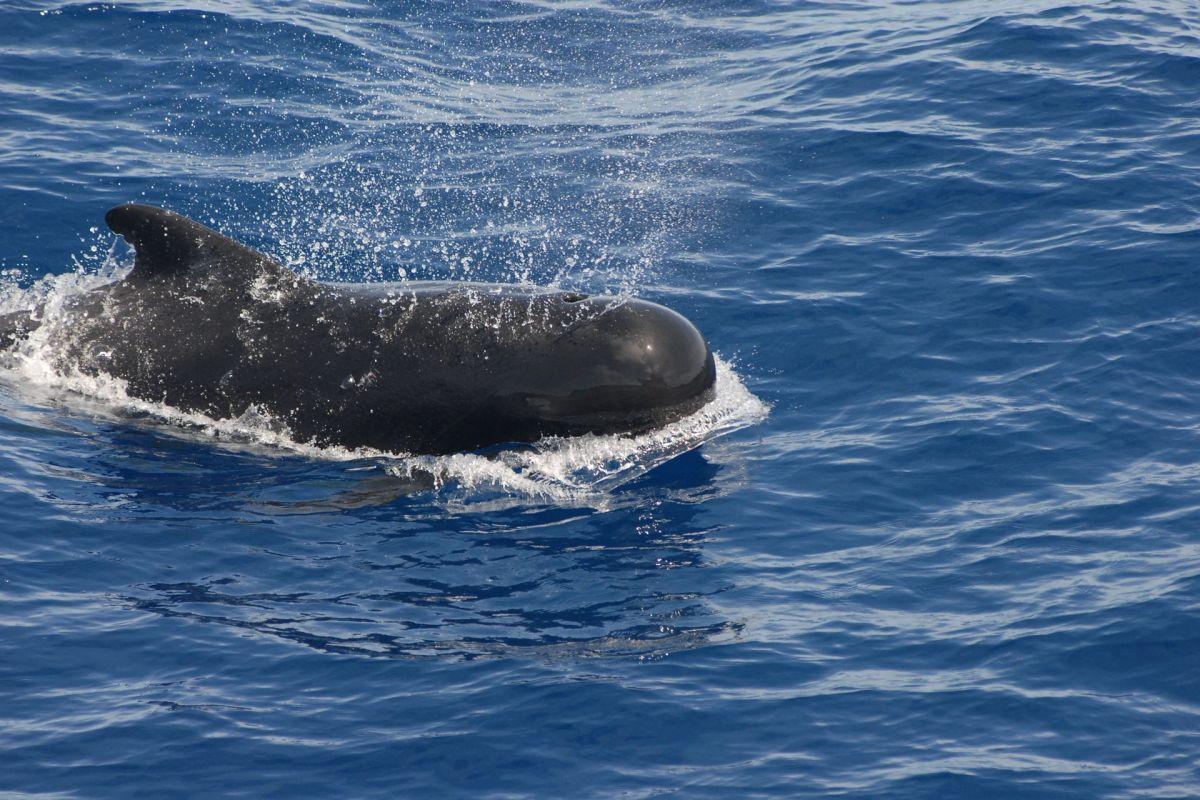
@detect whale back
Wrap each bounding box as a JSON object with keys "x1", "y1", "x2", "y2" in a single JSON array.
[{"x1": 1, "y1": 205, "x2": 717, "y2": 454}]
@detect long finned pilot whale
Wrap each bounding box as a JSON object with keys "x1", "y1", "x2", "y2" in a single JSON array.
[{"x1": 0, "y1": 205, "x2": 716, "y2": 454}]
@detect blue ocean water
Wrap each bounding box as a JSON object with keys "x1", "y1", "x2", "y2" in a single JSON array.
[{"x1": 3, "y1": 0, "x2": 1200, "y2": 797}]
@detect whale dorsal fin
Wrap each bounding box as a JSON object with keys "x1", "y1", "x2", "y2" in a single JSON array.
[{"x1": 105, "y1": 204, "x2": 280, "y2": 282}]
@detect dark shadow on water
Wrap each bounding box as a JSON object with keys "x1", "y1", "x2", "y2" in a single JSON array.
[
  {"x1": 121, "y1": 472, "x2": 741, "y2": 660},
  {"x1": 1, "y1": 385, "x2": 751, "y2": 661},
  {"x1": 131, "y1": 458, "x2": 739, "y2": 660}
]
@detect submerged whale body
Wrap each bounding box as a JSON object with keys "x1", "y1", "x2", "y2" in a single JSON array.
[{"x1": 0, "y1": 205, "x2": 717, "y2": 454}]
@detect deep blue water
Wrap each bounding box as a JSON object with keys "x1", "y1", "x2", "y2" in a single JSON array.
[{"x1": 4, "y1": 1, "x2": 1200, "y2": 797}]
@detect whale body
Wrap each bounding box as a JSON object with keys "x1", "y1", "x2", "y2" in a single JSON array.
[{"x1": 0, "y1": 205, "x2": 716, "y2": 454}]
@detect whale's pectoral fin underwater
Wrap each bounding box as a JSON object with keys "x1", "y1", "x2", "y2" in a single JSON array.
[{"x1": 0, "y1": 204, "x2": 718, "y2": 455}]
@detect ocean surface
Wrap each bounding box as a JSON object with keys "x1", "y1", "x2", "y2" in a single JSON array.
[{"x1": 3, "y1": 1, "x2": 1200, "y2": 797}]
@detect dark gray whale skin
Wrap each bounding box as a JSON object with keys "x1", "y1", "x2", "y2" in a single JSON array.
[{"x1": 0, "y1": 205, "x2": 716, "y2": 454}]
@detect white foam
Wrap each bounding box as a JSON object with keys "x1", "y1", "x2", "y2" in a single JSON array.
[{"x1": 0, "y1": 262, "x2": 768, "y2": 503}]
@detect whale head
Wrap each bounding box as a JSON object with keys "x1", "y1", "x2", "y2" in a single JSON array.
[
  {"x1": 337, "y1": 282, "x2": 718, "y2": 452},
  {"x1": 503, "y1": 292, "x2": 717, "y2": 436}
]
